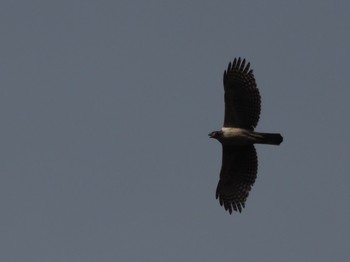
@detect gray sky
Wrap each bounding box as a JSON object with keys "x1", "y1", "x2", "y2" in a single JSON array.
[{"x1": 1, "y1": 1, "x2": 350, "y2": 261}]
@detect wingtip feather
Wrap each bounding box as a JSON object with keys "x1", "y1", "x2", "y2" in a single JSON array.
[
  {"x1": 237, "y1": 57, "x2": 241, "y2": 68},
  {"x1": 232, "y1": 58, "x2": 237, "y2": 68},
  {"x1": 240, "y1": 59, "x2": 246, "y2": 71},
  {"x1": 244, "y1": 62, "x2": 251, "y2": 73}
]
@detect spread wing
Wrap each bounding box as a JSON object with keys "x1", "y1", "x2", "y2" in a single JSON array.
[
  {"x1": 216, "y1": 145, "x2": 258, "y2": 214},
  {"x1": 223, "y1": 58, "x2": 261, "y2": 129}
]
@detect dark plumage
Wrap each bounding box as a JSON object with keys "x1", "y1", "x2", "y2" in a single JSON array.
[
  {"x1": 223, "y1": 58, "x2": 261, "y2": 129},
  {"x1": 209, "y1": 58, "x2": 283, "y2": 214}
]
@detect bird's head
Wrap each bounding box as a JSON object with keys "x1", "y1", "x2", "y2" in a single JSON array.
[{"x1": 208, "y1": 130, "x2": 223, "y2": 140}]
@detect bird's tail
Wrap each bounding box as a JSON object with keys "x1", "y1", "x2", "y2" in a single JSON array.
[{"x1": 253, "y1": 132, "x2": 283, "y2": 145}]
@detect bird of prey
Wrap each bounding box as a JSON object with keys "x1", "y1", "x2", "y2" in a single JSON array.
[{"x1": 209, "y1": 58, "x2": 283, "y2": 214}]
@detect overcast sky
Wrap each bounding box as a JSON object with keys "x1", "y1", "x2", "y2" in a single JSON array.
[{"x1": 1, "y1": 1, "x2": 350, "y2": 261}]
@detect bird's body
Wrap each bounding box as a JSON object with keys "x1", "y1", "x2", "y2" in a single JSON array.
[
  {"x1": 210, "y1": 127, "x2": 283, "y2": 146},
  {"x1": 209, "y1": 57, "x2": 283, "y2": 214}
]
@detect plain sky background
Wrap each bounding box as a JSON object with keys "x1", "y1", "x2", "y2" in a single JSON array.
[{"x1": 1, "y1": 1, "x2": 350, "y2": 261}]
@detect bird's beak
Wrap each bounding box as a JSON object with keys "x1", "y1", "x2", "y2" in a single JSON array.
[{"x1": 208, "y1": 132, "x2": 214, "y2": 138}]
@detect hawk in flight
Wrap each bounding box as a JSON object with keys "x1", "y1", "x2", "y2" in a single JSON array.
[{"x1": 209, "y1": 58, "x2": 283, "y2": 214}]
